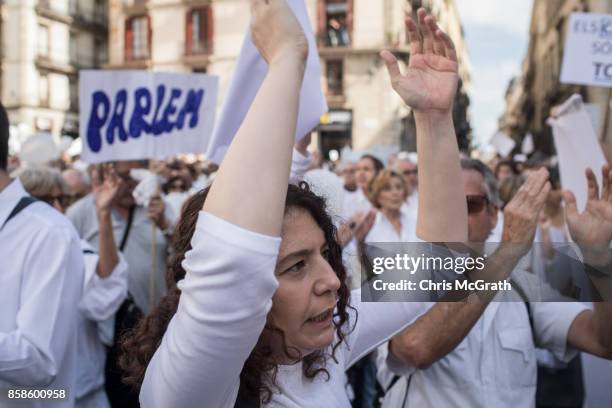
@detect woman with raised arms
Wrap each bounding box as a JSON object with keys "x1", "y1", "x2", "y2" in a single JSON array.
[{"x1": 121, "y1": 1, "x2": 467, "y2": 406}]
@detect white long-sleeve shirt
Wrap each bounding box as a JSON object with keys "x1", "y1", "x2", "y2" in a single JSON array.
[
  {"x1": 140, "y1": 211, "x2": 429, "y2": 407},
  {"x1": 0, "y1": 179, "x2": 84, "y2": 408},
  {"x1": 75, "y1": 242, "x2": 128, "y2": 399}
]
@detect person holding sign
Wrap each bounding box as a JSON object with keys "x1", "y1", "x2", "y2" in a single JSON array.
[{"x1": 124, "y1": 2, "x2": 467, "y2": 407}]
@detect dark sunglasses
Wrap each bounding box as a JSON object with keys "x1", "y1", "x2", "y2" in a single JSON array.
[
  {"x1": 402, "y1": 169, "x2": 418, "y2": 176},
  {"x1": 40, "y1": 194, "x2": 66, "y2": 208},
  {"x1": 466, "y1": 195, "x2": 489, "y2": 214}
]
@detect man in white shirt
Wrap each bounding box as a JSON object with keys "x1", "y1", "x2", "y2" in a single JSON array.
[
  {"x1": 0, "y1": 102, "x2": 84, "y2": 407},
  {"x1": 378, "y1": 159, "x2": 612, "y2": 408}
]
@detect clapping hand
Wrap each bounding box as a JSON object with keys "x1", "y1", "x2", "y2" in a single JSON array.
[
  {"x1": 502, "y1": 168, "x2": 551, "y2": 256},
  {"x1": 564, "y1": 166, "x2": 612, "y2": 269},
  {"x1": 381, "y1": 8, "x2": 458, "y2": 115}
]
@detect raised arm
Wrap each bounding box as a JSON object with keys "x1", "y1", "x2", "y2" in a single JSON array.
[
  {"x1": 93, "y1": 164, "x2": 120, "y2": 279},
  {"x1": 564, "y1": 166, "x2": 612, "y2": 359},
  {"x1": 203, "y1": 0, "x2": 308, "y2": 236},
  {"x1": 381, "y1": 8, "x2": 467, "y2": 242},
  {"x1": 138, "y1": 3, "x2": 308, "y2": 407},
  {"x1": 389, "y1": 169, "x2": 551, "y2": 368}
]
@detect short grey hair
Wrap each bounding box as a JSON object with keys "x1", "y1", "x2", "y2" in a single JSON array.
[
  {"x1": 460, "y1": 159, "x2": 500, "y2": 207},
  {"x1": 17, "y1": 166, "x2": 65, "y2": 197}
]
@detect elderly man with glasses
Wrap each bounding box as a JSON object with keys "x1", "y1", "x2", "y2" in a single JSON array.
[{"x1": 376, "y1": 158, "x2": 612, "y2": 408}]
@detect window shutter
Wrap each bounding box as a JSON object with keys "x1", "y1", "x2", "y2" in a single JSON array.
[
  {"x1": 206, "y1": 6, "x2": 214, "y2": 54},
  {"x1": 125, "y1": 17, "x2": 133, "y2": 61},
  {"x1": 317, "y1": 0, "x2": 325, "y2": 45},
  {"x1": 147, "y1": 15, "x2": 152, "y2": 58},
  {"x1": 186, "y1": 9, "x2": 193, "y2": 54},
  {"x1": 347, "y1": 0, "x2": 353, "y2": 41}
]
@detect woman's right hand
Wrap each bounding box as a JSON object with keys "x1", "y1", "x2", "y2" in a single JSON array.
[{"x1": 250, "y1": 0, "x2": 308, "y2": 65}]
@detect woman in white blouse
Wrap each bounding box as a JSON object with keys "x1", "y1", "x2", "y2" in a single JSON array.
[
  {"x1": 365, "y1": 170, "x2": 418, "y2": 243},
  {"x1": 121, "y1": 1, "x2": 467, "y2": 407}
]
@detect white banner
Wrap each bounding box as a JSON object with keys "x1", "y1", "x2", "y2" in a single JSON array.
[
  {"x1": 560, "y1": 12, "x2": 612, "y2": 87},
  {"x1": 79, "y1": 70, "x2": 218, "y2": 163},
  {"x1": 206, "y1": 0, "x2": 327, "y2": 164},
  {"x1": 548, "y1": 94, "x2": 607, "y2": 212}
]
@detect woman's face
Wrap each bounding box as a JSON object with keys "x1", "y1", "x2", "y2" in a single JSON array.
[
  {"x1": 356, "y1": 158, "x2": 377, "y2": 190},
  {"x1": 269, "y1": 208, "x2": 340, "y2": 357},
  {"x1": 376, "y1": 176, "x2": 405, "y2": 212}
]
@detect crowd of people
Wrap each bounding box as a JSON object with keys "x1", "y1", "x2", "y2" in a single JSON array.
[{"x1": 1, "y1": 1, "x2": 611, "y2": 408}]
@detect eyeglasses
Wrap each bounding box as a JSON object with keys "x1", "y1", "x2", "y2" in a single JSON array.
[
  {"x1": 402, "y1": 169, "x2": 418, "y2": 176},
  {"x1": 466, "y1": 195, "x2": 489, "y2": 214}
]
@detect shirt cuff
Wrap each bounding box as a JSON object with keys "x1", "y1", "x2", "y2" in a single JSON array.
[{"x1": 194, "y1": 211, "x2": 282, "y2": 256}]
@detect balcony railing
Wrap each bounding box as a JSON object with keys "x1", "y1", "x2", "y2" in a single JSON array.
[{"x1": 37, "y1": 0, "x2": 108, "y2": 31}]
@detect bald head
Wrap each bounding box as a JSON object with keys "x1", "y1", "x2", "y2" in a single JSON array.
[{"x1": 62, "y1": 168, "x2": 90, "y2": 206}]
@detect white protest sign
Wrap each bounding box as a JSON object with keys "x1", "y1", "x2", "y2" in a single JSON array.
[
  {"x1": 206, "y1": 0, "x2": 327, "y2": 164},
  {"x1": 80, "y1": 71, "x2": 218, "y2": 163},
  {"x1": 548, "y1": 94, "x2": 607, "y2": 212},
  {"x1": 560, "y1": 12, "x2": 612, "y2": 87}
]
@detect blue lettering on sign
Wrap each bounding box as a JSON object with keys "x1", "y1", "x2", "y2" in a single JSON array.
[
  {"x1": 106, "y1": 89, "x2": 128, "y2": 145},
  {"x1": 85, "y1": 86, "x2": 206, "y2": 153},
  {"x1": 87, "y1": 91, "x2": 110, "y2": 153},
  {"x1": 129, "y1": 87, "x2": 152, "y2": 138}
]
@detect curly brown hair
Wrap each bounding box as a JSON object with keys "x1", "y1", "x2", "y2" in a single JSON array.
[{"x1": 119, "y1": 182, "x2": 354, "y2": 406}]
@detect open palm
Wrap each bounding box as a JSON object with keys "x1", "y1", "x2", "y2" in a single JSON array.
[
  {"x1": 565, "y1": 166, "x2": 612, "y2": 267},
  {"x1": 382, "y1": 9, "x2": 459, "y2": 114},
  {"x1": 93, "y1": 164, "x2": 120, "y2": 212}
]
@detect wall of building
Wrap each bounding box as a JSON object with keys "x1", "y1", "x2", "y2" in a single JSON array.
[
  {"x1": 501, "y1": 0, "x2": 612, "y2": 155},
  {"x1": 107, "y1": 0, "x2": 471, "y2": 157},
  {"x1": 1, "y1": 0, "x2": 108, "y2": 140}
]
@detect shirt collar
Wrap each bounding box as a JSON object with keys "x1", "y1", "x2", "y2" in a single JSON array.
[{"x1": 0, "y1": 178, "x2": 29, "y2": 227}]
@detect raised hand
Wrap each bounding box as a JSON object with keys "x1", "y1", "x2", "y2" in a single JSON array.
[
  {"x1": 381, "y1": 8, "x2": 458, "y2": 114},
  {"x1": 564, "y1": 166, "x2": 612, "y2": 267},
  {"x1": 502, "y1": 168, "x2": 551, "y2": 255},
  {"x1": 250, "y1": 0, "x2": 308, "y2": 65},
  {"x1": 92, "y1": 164, "x2": 120, "y2": 214}
]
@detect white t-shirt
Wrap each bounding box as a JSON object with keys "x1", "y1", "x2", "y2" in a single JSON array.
[
  {"x1": 140, "y1": 212, "x2": 429, "y2": 407},
  {"x1": 0, "y1": 179, "x2": 84, "y2": 408}
]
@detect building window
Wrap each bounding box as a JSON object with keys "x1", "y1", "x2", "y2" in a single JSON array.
[
  {"x1": 69, "y1": 77, "x2": 78, "y2": 111},
  {"x1": 94, "y1": 0, "x2": 106, "y2": 23},
  {"x1": 94, "y1": 38, "x2": 107, "y2": 66},
  {"x1": 125, "y1": 15, "x2": 151, "y2": 61},
  {"x1": 319, "y1": 0, "x2": 352, "y2": 47},
  {"x1": 39, "y1": 73, "x2": 50, "y2": 107},
  {"x1": 69, "y1": 33, "x2": 78, "y2": 65},
  {"x1": 38, "y1": 25, "x2": 50, "y2": 57},
  {"x1": 186, "y1": 7, "x2": 213, "y2": 55},
  {"x1": 326, "y1": 59, "x2": 343, "y2": 95}
]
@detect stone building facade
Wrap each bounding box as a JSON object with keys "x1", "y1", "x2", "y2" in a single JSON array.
[
  {"x1": 107, "y1": 0, "x2": 471, "y2": 158},
  {"x1": 501, "y1": 0, "x2": 612, "y2": 155},
  {"x1": 1, "y1": 0, "x2": 108, "y2": 139}
]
